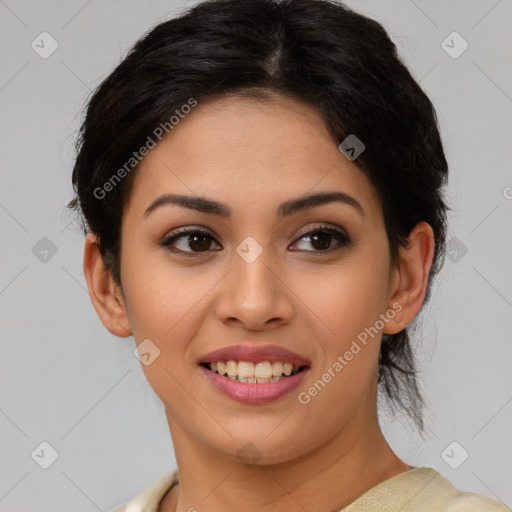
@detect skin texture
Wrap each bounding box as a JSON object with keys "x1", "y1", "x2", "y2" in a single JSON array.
[{"x1": 83, "y1": 92, "x2": 434, "y2": 512}]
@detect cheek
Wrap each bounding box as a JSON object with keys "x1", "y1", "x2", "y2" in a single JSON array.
[
  {"x1": 290, "y1": 249, "x2": 391, "y2": 415},
  {"x1": 121, "y1": 245, "x2": 215, "y2": 339},
  {"x1": 121, "y1": 259, "x2": 213, "y2": 403},
  {"x1": 293, "y1": 263, "x2": 388, "y2": 423},
  {"x1": 292, "y1": 247, "x2": 391, "y2": 346}
]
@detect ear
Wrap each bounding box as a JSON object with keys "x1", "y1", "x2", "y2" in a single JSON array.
[
  {"x1": 384, "y1": 221, "x2": 435, "y2": 334},
  {"x1": 83, "y1": 232, "x2": 132, "y2": 337}
]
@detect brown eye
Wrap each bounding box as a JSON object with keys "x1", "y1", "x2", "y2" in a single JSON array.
[
  {"x1": 309, "y1": 232, "x2": 332, "y2": 251},
  {"x1": 161, "y1": 228, "x2": 221, "y2": 255},
  {"x1": 290, "y1": 226, "x2": 351, "y2": 253},
  {"x1": 188, "y1": 233, "x2": 211, "y2": 251}
]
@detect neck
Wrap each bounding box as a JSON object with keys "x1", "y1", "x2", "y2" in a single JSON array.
[{"x1": 159, "y1": 407, "x2": 409, "y2": 512}]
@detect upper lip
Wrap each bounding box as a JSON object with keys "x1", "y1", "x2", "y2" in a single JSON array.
[{"x1": 199, "y1": 343, "x2": 311, "y2": 366}]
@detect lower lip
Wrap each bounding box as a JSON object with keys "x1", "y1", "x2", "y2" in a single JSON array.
[{"x1": 200, "y1": 365, "x2": 309, "y2": 404}]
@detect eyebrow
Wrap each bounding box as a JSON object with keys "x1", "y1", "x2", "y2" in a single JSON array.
[{"x1": 143, "y1": 191, "x2": 365, "y2": 219}]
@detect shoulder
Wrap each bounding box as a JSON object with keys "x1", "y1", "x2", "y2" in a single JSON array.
[
  {"x1": 109, "y1": 469, "x2": 179, "y2": 512},
  {"x1": 422, "y1": 468, "x2": 510, "y2": 511},
  {"x1": 342, "y1": 467, "x2": 510, "y2": 512},
  {"x1": 442, "y1": 491, "x2": 511, "y2": 511},
  {"x1": 409, "y1": 467, "x2": 510, "y2": 512}
]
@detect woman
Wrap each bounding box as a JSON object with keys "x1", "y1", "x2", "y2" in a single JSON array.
[{"x1": 68, "y1": 0, "x2": 509, "y2": 510}]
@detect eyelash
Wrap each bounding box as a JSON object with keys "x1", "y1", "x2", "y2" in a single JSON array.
[{"x1": 160, "y1": 224, "x2": 351, "y2": 257}]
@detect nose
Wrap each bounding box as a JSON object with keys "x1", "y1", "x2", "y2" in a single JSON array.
[{"x1": 215, "y1": 244, "x2": 294, "y2": 331}]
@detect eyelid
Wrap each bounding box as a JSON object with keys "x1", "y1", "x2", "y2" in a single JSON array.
[
  {"x1": 293, "y1": 222, "x2": 348, "y2": 240},
  {"x1": 163, "y1": 225, "x2": 215, "y2": 238}
]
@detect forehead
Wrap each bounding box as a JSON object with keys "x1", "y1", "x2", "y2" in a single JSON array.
[{"x1": 127, "y1": 93, "x2": 381, "y2": 222}]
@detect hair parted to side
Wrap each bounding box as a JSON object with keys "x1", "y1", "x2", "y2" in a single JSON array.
[{"x1": 68, "y1": 0, "x2": 450, "y2": 430}]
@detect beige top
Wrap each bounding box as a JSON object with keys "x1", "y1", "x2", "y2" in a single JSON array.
[{"x1": 111, "y1": 467, "x2": 510, "y2": 512}]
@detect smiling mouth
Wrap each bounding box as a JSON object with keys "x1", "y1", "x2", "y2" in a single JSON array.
[{"x1": 200, "y1": 361, "x2": 309, "y2": 383}]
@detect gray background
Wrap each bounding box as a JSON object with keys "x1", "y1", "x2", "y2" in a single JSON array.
[{"x1": 1, "y1": 0, "x2": 511, "y2": 510}]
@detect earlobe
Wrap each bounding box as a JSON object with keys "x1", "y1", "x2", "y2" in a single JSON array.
[
  {"x1": 384, "y1": 221, "x2": 435, "y2": 335},
  {"x1": 83, "y1": 233, "x2": 132, "y2": 338}
]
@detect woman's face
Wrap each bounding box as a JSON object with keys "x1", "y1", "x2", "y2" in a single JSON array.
[{"x1": 115, "y1": 93, "x2": 402, "y2": 464}]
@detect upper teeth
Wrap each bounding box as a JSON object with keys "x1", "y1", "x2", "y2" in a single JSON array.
[{"x1": 208, "y1": 360, "x2": 301, "y2": 381}]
